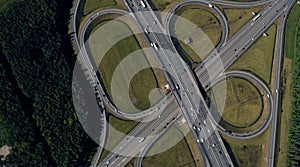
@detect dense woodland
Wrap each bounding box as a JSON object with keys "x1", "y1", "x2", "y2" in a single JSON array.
[
  {"x1": 286, "y1": 20, "x2": 300, "y2": 166},
  {"x1": 0, "y1": 0, "x2": 97, "y2": 166}
]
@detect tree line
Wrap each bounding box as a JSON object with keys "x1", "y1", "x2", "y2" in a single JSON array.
[
  {"x1": 0, "y1": 0, "x2": 97, "y2": 166},
  {"x1": 286, "y1": 21, "x2": 300, "y2": 167}
]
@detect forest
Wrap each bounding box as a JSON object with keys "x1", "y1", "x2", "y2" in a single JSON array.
[
  {"x1": 0, "y1": 0, "x2": 97, "y2": 166},
  {"x1": 286, "y1": 19, "x2": 300, "y2": 167}
]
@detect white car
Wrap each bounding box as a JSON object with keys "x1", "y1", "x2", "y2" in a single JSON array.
[{"x1": 196, "y1": 139, "x2": 200, "y2": 143}]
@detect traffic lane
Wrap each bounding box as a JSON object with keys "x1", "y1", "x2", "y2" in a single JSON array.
[
  {"x1": 139, "y1": 2, "x2": 234, "y2": 166},
  {"x1": 98, "y1": 100, "x2": 181, "y2": 166},
  {"x1": 103, "y1": 107, "x2": 181, "y2": 167},
  {"x1": 116, "y1": 0, "x2": 233, "y2": 166},
  {"x1": 195, "y1": 0, "x2": 291, "y2": 85}
]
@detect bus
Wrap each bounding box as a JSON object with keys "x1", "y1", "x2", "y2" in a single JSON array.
[{"x1": 140, "y1": 0, "x2": 146, "y2": 8}]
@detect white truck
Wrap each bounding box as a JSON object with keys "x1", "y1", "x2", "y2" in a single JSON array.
[
  {"x1": 140, "y1": 0, "x2": 146, "y2": 8},
  {"x1": 252, "y1": 14, "x2": 261, "y2": 21},
  {"x1": 139, "y1": 137, "x2": 145, "y2": 143}
]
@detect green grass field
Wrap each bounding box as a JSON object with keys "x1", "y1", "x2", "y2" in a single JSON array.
[
  {"x1": 276, "y1": 4, "x2": 300, "y2": 166},
  {"x1": 275, "y1": 58, "x2": 292, "y2": 167},
  {"x1": 215, "y1": 77, "x2": 263, "y2": 128},
  {"x1": 222, "y1": 125, "x2": 271, "y2": 167},
  {"x1": 284, "y1": 3, "x2": 300, "y2": 59},
  {"x1": 89, "y1": 19, "x2": 163, "y2": 112},
  {"x1": 151, "y1": 0, "x2": 174, "y2": 11},
  {"x1": 84, "y1": 0, "x2": 126, "y2": 15},
  {"x1": 229, "y1": 24, "x2": 277, "y2": 84},
  {"x1": 142, "y1": 126, "x2": 196, "y2": 167},
  {"x1": 173, "y1": 5, "x2": 222, "y2": 65},
  {"x1": 222, "y1": 5, "x2": 266, "y2": 38}
]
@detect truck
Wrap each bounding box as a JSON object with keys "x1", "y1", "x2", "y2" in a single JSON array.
[
  {"x1": 140, "y1": 0, "x2": 146, "y2": 8},
  {"x1": 139, "y1": 137, "x2": 145, "y2": 143},
  {"x1": 252, "y1": 14, "x2": 261, "y2": 21}
]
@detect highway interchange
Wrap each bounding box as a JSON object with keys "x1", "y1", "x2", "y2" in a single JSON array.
[{"x1": 70, "y1": 0, "x2": 297, "y2": 166}]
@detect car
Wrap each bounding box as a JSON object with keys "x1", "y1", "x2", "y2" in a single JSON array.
[
  {"x1": 197, "y1": 127, "x2": 201, "y2": 131},
  {"x1": 267, "y1": 94, "x2": 270, "y2": 98},
  {"x1": 196, "y1": 139, "x2": 200, "y2": 143},
  {"x1": 193, "y1": 125, "x2": 196, "y2": 130},
  {"x1": 153, "y1": 21, "x2": 156, "y2": 24},
  {"x1": 276, "y1": 89, "x2": 278, "y2": 93},
  {"x1": 207, "y1": 129, "x2": 211, "y2": 133},
  {"x1": 106, "y1": 161, "x2": 110, "y2": 164},
  {"x1": 175, "y1": 84, "x2": 180, "y2": 90},
  {"x1": 200, "y1": 138, "x2": 204, "y2": 142},
  {"x1": 129, "y1": 3, "x2": 133, "y2": 7}
]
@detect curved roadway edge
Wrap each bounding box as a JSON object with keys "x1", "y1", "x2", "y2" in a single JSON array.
[
  {"x1": 79, "y1": 9, "x2": 171, "y2": 121},
  {"x1": 268, "y1": 1, "x2": 296, "y2": 166},
  {"x1": 208, "y1": 70, "x2": 273, "y2": 139},
  {"x1": 70, "y1": 0, "x2": 107, "y2": 166},
  {"x1": 135, "y1": 115, "x2": 212, "y2": 167},
  {"x1": 165, "y1": 0, "x2": 229, "y2": 51},
  {"x1": 69, "y1": 0, "x2": 281, "y2": 166},
  {"x1": 211, "y1": 0, "x2": 272, "y2": 7},
  {"x1": 132, "y1": 0, "x2": 275, "y2": 166}
]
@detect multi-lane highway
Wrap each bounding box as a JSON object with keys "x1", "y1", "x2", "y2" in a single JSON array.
[
  {"x1": 98, "y1": 0, "x2": 233, "y2": 166},
  {"x1": 70, "y1": 0, "x2": 296, "y2": 166},
  {"x1": 195, "y1": 0, "x2": 295, "y2": 88},
  {"x1": 97, "y1": 97, "x2": 182, "y2": 167}
]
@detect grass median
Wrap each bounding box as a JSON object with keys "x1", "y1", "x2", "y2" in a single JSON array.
[
  {"x1": 142, "y1": 126, "x2": 197, "y2": 167},
  {"x1": 222, "y1": 125, "x2": 271, "y2": 167},
  {"x1": 213, "y1": 77, "x2": 263, "y2": 128},
  {"x1": 220, "y1": 4, "x2": 266, "y2": 38},
  {"x1": 172, "y1": 5, "x2": 222, "y2": 66},
  {"x1": 229, "y1": 24, "x2": 277, "y2": 84},
  {"x1": 88, "y1": 18, "x2": 164, "y2": 112}
]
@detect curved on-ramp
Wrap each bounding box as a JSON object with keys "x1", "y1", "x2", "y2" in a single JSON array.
[
  {"x1": 165, "y1": 0, "x2": 229, "y2": 51},
  {"x1": 209, "y1": 70, "x2": 274, "y2": 139},
  {"x1": 79, "y1": 9, "x2": 171, "y2": 121}
]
